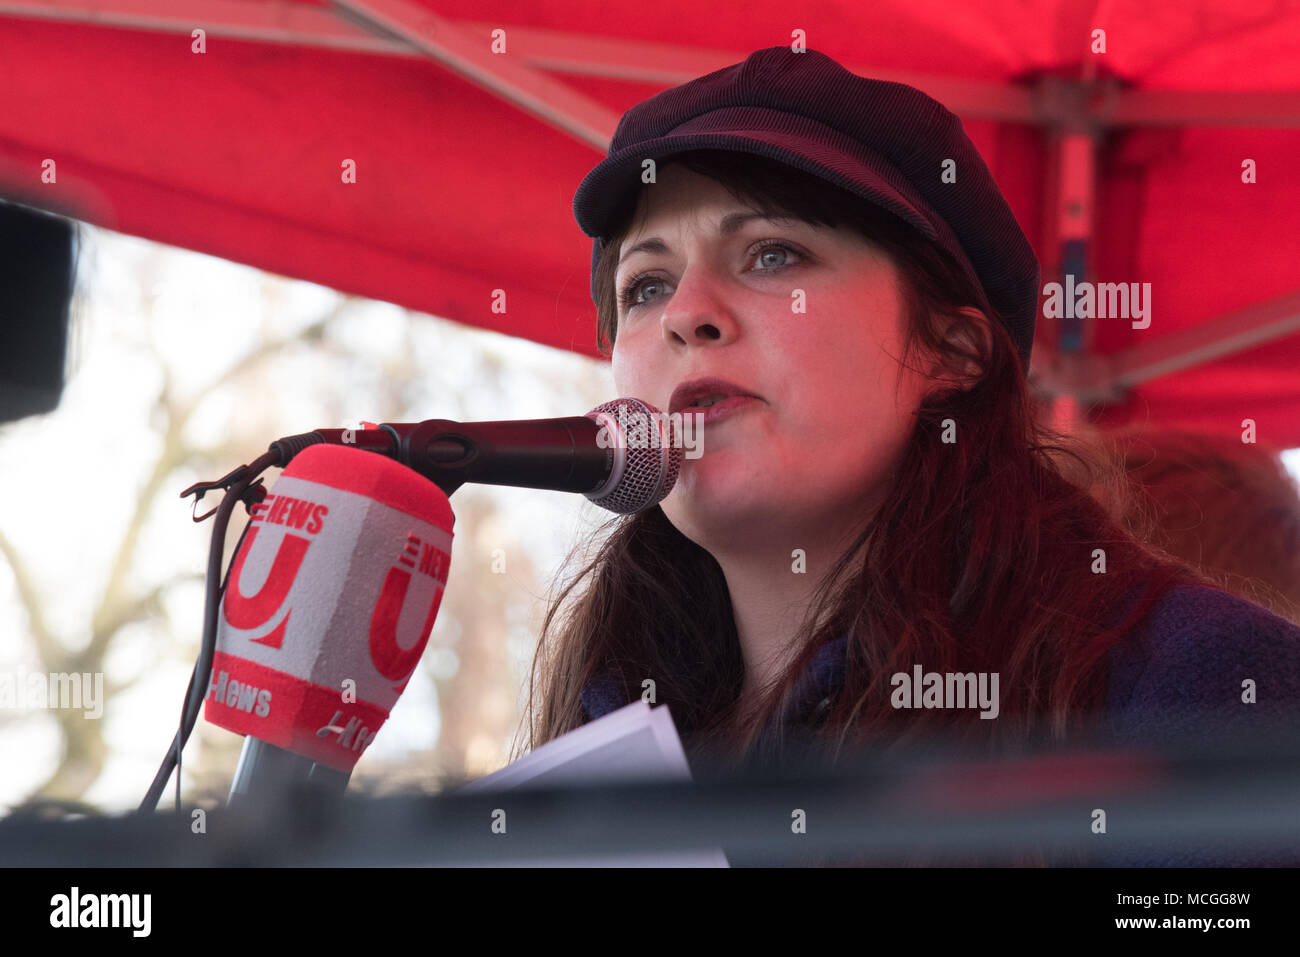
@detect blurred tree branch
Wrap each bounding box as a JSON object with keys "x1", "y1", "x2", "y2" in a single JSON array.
[
  {"x1": 0, "y1": 293, "x2": 355, "y2": 802},
  {"x1": 0, "y1": 525, "x2": 59, "y2": 668}
]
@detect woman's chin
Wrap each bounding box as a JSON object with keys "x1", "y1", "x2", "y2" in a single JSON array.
[{"x1": 664, "y1": 466, "x2": 770, "y2": 542}]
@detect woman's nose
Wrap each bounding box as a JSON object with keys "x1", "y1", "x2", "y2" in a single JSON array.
[{"x1": 659, "y1": 268, "x2": 738, "y2": 346}]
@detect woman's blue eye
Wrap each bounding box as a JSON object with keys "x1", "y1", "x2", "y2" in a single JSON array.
[
  {"x1": 754, "y1": 245, "x2": 792, "y2": 270},
  {"x1": 618, "y1": 241, "x2": 803, "y2": 312},
  {"x1": 620, "y1": 275, "x2": 663, "y2": 309}
]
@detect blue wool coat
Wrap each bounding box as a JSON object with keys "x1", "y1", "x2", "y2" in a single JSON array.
[{"x1": 578, "y1": 583, "x2": 1300, "y2": 866}]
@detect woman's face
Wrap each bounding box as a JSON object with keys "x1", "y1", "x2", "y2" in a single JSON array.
[{"x1": 610, "y1": 163, "x2": 932, "y2": 554}]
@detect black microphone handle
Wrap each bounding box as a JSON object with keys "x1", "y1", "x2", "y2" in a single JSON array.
[{"x1": 382, "y1": 416, "x2": 615, "y2": 495}]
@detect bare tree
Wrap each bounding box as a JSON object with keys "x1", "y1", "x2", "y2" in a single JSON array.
[
  {"x1": 1, "y1": 283, "x2": 354, "y2": 806},
  {"x1": 3, "y1": 236, "x2": 613, "y2": 814}
]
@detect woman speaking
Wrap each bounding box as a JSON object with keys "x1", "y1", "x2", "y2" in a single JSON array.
[{"x1": 522, "y1": 46, "x2": 1300, "y2": 862}]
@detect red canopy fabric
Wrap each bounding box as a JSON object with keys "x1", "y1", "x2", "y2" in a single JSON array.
[{"x1": 2, "y1": 1, "x2": 1298, "y2": 441}]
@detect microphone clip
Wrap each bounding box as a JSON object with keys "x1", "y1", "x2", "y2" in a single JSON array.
[{"x1": 179, "y1": 465, "x2": 269, "y2": 522}]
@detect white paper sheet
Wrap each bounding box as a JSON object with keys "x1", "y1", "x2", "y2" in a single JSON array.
[{"x1": 451, "y1": 700, "x2": 729, "y2": 867}]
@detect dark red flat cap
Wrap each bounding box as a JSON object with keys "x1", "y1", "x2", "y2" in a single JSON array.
[{"x1": 573, "y1": 46, "x2": 1040, "y2": 368}]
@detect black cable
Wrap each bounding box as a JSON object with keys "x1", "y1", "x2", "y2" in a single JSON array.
[
  {"x1": 138, "y1": 450, "x2": 279, "y2": 814},
  {"x1": 173, "y1": 510, "x2": 257, "y2": 812}
]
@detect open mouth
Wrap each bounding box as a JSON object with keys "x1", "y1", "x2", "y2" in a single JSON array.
[
  {"x1": 681, "y1": 394, "x2": 760, "y2": 425},
  {"x1": 669, "y1": 376, "x2": 763, "y2": 417}
]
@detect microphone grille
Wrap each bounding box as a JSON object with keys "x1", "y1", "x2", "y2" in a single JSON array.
[{"x1": 585, "y1": 397, "x2": 683, "y2": 514}]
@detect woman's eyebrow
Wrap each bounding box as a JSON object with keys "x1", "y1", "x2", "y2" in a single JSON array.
[{"x1": 616, "y1": 211, "x2": 810, "y2": 268}]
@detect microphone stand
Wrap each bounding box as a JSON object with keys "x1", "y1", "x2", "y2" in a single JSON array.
[{"x1": 227, "y1": 739, "x2": 351, "y2": 808}]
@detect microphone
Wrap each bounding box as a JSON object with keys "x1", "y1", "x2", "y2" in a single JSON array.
[
  {"x1": 207, "y1": 443, "x2": 455, "y2": 806},
  {"x1": 270, "y1": 397, "x2": 686, "y2": 514}
]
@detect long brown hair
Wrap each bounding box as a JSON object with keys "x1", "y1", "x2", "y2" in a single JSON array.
[{"x1": 518, "y1": 150, "x2": 1206, "y2": 779}]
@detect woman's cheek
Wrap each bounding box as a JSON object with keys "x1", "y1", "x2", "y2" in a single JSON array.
[{"x1": 609, "y1": 346, "x2": 640, "y2": 399}]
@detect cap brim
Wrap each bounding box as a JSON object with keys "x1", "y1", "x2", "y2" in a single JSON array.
[{"x1": 573, "y1": 107, "x2": 943, "y2": 247}]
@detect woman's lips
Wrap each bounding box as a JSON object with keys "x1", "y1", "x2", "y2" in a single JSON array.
[{"x1": 682, "y1": 394, "x2": 760, "y2": 426}]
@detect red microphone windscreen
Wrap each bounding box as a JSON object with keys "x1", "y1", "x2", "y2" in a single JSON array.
[{"x1": 205, "y1": 444, "x2": 455, "y2": 772}]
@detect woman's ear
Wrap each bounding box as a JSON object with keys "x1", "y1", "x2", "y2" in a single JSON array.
[{"x1": 927, "y1": 307, "x2": 991, "y2": 389}]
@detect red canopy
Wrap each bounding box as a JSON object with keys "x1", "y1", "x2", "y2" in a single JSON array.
[{"x1": 2, "y1": 1, "x2": 1299, "y2": 441}]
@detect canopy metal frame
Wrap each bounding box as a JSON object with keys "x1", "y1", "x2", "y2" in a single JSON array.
[{"x1": 3, "y1": 0, "x2": 1298, "y2": 411}]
